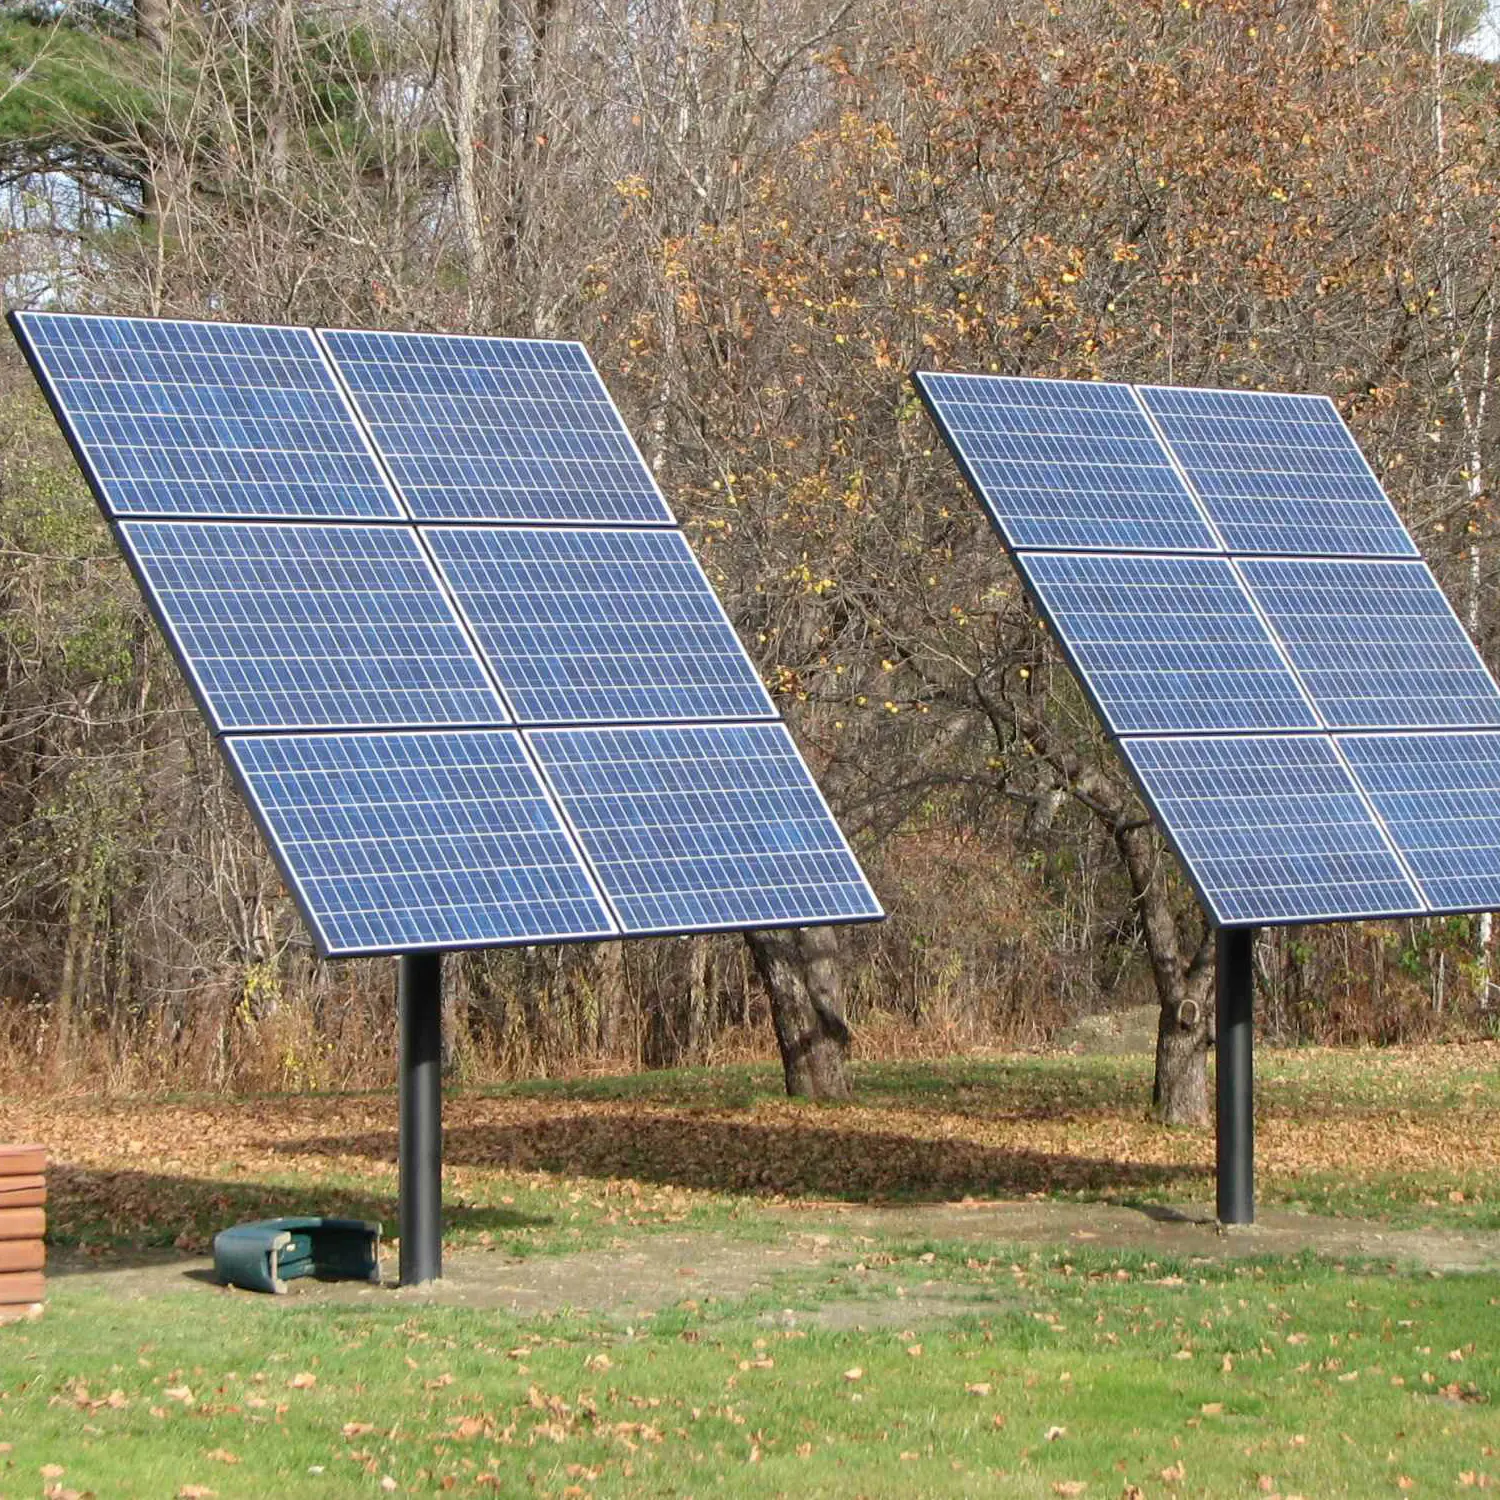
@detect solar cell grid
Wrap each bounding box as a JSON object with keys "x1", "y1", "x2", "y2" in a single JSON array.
[
  {"x1": 1016, "y1": 552, "x2": 1316, "y2": 734},
  {"x1": 119, "y1": 521, "x2": 508, "y2": 731},
  {"x1": 320, "y1": 328, "x2": 672, "y2": 525},
  {"x1": 527, "y1": 723, "x2": 883, "y2": 934},
  {"x1": 913, "y1": 372, "x2": 1220, "y2": 552},
  {"x1": 11, "y1": 312, "x2": 401, "y2": 521},
  {"x1": 1339, "y1": 732, "x2": 1500, "y2": 914},
  {"x1": 1238, "y1": 557, "x2": 1500, "y2": 730},
  {"x1": 226, "y1": 730, "x2": 618, "y2": 955},
  {"x1": 423, "y1": 526, "x2": 776, "y2": 724},
  {"x1": 1137, "y1": 385, "x2": 1416, "y2": 558},
  {"x1": 1118, "y1": 735, "x2": 1425, "y2": 925}
]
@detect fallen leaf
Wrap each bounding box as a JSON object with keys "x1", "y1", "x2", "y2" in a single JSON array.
[
  {"x1": 966, "y1": 1382, "x2": 992, "y2": 1396},
  {"x1": 1201, "y1": 1402, "x2": 1223, "y2": 1416},
  {"x1": 1046, "y1": 1425, "x2": 1067, "y2": 1442},
  {"x1": 41, "y1": 1466, "x2": 66, "y2": 1480},
  {"x1": 289, "y1": 1372, "x2": 317, "y2": 1389},
  {"x1": 1161, "y1": 1460, "x2": 1186, "y2": 1482},
  {"x1": 1054, "y1": 1484, "x2": 1087, "y2": 1496},
  {"x1": 178, "y1": 1488, "x2": 216, "y2": 1500},
  {"x1": 342, "y1": 1422, "x2": 375, "y2": 1438},
  {"x1": 164, "y1": 1385, "x2": 194, "y2": 1405},
  {"x1": 843, "y1": 1367, "x2": 863, "y2": 1382},
  {"x1": 206, "y1": 1449, "x2": 239, "y2": 1464},
  {"x1": 380, "y1": 1479, "x2": 398, "y2": 1494}
]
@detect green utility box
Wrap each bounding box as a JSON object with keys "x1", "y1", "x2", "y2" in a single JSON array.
[{"x1": 213, "y1": 1216, "x2": 381, "y2": 1294}]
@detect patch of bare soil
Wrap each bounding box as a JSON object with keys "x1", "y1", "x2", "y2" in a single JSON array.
[{"x1": 46, "y1": 1196, "x2": 1500, "y2": 1324}]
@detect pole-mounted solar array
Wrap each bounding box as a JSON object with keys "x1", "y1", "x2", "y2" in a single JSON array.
[
  {"x1": 914, "y1": 371, "x2": 1500, "y2": 1222},
  {"x1": 9, "y1": 312, "x2": 882, "y2": 1282}
]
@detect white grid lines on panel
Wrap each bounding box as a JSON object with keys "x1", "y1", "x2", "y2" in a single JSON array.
[
  {"x1": 321, "y1": 329, "x2": 672, "y2": 524},
  {"x1": 424, "y1": 526, "x2": 776, "y2": 723},
  {"x1": 1016, "y1": 552, "x2": 1317, "y2": 733},
  {"x1": 14, "y1": 313, "x2": 400, "y2": 520},
  {"x1": 915, "y1": 372, "x2": 1219, "y2": 552},
  {"x1": 226, "y1": 731, "x2": 617, "y2": 954},
  {"x1": 1137, "y1": 385, "x2": 1415, "y2": 558},
  {"x1": 527, "y1": 723, "x2": 883, "y2": 933},
  {"x1": 120, "y1": 521, "x2": 509, "y2": 731},
  {"x1": 1339, "y1": 732, "x2": 1500, "y2": 913},
  {"x1": 1119, "y1": 735, "x2": 1424, "y2": 925},
  {"x1": 1238, "y1": 558, "x2": 1500, "y2": 730}
]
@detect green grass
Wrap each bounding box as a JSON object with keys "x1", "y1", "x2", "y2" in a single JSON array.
[{"x1": 2, "y1": 1250, "x2": 1495, "y2": 1496}]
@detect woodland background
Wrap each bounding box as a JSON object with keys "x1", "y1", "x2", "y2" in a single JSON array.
[{"x1": 1, "y1": 0, "x2": 1498, "y2": 1104}]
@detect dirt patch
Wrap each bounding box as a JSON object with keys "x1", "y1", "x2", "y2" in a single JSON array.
[{"x1": 46, "y1": 1196, "x2": 1500, "y2": 1324}]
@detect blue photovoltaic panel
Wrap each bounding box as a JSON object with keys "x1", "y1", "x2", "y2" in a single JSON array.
[
  {"x1": 423, "y1": 526, "x2": 776, "y2": 724},
  {"x1": 1238, "y1": 558, "x2": 1500, "y2": 730},
  {"x1": 527, "y1": 722, "x2": 884, "y2": 934},
  {"x1": 1137, "y1": 385, "x2": 1416, "y2": 558},
  {"x1": 1339, "y1": 732, "x2": 1500, "y2": 913},
  {"x1": 225, "y1": 730, "x2": 617, "y2": 955},
  {"x1": 320, "y1": 328, "x2": 672, "y2": 525},
  {"x1": 1016, "y1": 552, "x2": 1317, "y2": 734},
  {"x1": 1118, "y1": 735, "x2": 1424, "y2": 925},
  {"x1": 119, "y1": 521, "x2": 508, "y2": 731},
  {"x1": 11, "y1": 312, "x2": 400, "y2": 521},
  {"x1": 912, "y1": 372, "x2": 1219, "y2": 552}
]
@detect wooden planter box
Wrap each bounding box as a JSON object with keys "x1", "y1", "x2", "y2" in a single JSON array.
[{"x1": 0, "y1": 1146, "x2": 45, "y2": 1323}]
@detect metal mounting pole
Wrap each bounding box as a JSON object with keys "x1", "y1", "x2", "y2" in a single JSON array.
[
  {"x1": 1215, "y1": 926, "x2": 1255, "y2": 1226},
  {"x1": 399, "y1": 951, "x2": 443, "y2": 1285}
]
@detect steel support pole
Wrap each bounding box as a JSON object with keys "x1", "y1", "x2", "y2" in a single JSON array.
[
  {"x1": 1215, "y1": 926, "x2": 1255, "y2": 1225},
  {"x1": 399, "y1": 951, "x2": 443, "y2": 1285}
]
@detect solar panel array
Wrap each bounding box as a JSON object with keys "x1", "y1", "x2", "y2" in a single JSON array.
[
  {"x1": 13, "y1": 311, "x2": 880, "y2": 957},
  {"x1": 915, "y1": 369, "x2": 1500, "y2": 927}
]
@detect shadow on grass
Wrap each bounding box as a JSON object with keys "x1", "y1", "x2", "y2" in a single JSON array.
[
  {"x1": 44, "y1": 1164, "x2": 550, "y2": 1265},
  {"x1": 487, "y1": 1059, "x2": 1150, "y2": 1121},
  {"x1": 293, "y1": 1112, "x2": 1209, "y2": 1205}
]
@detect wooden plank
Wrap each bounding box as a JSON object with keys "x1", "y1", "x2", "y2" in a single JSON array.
[
  {"x1": 0, "y1": 1270, "x2": 44, "y2": 1303},
  {"x1": 0, "y1": 1207, "x2": 44, "y2": 1240},
  {"x1": 0, "y1": 1179, "x2": 45, "y2": 1208},
  {"x1": 0, "y1": 1241, "x2": 42, "y2": 1273},
  {"x1": 0, "y1": 1146, "x2": 45, "y2": 1176}
]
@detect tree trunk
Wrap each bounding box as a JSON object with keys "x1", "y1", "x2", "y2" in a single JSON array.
[
  {"x1": 1114, "y1": 822, "x2": 1212, "y2": 1125},
  {"x1": 745, "y1": 925, "x2": 851, "y2": 1100}
]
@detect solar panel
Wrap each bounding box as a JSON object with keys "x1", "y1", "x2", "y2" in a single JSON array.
[
  {"x1": 119, "y1": 521, "x2": 508, "y2": 731},
  {"x1": 1016, "y1": 552, "x2": 1317, "y2": 733},
  {"x1": 912, "y1": 372, "x2": 1219, "y2": 552},
  {"x1": 319, "y1": 328, "x2": 672, "y2": 525},
  {"x1": 526, "y1": 722, "x2": 883, "y2": 934},
  {"x1": 10, "y1": 312, "x2": 400, "y2": 521},
  {"x1": 1238, "y1": 557, "x2": 1500, "y2": 730},
  {"x1": 423, "y1": 526, "x2": 776, "y2": 724},
  {"x1": 225, "y1": 730, "x2": 617, "y2": 955},
  {"x1": 11, "y1": 312, "x2": 885, "y2": 956},
  {"x1": 1339, "y1": 732, "x2": 1500, "y2": 913},
  {"x1": 1136, "y1": 385, "x2": 1416, "y2": 558},
  {"x1": 1117, "y1": 735, "x2": 1425, "y2": 925}
]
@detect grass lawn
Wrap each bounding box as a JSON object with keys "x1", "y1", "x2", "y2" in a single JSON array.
[
  {"x1": 0, "y1": 1044, "x2": 1497, "y2": 1494},
  {"x1": 3, "y1": 1249, "x2": 1496, "y2": 1496}
]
